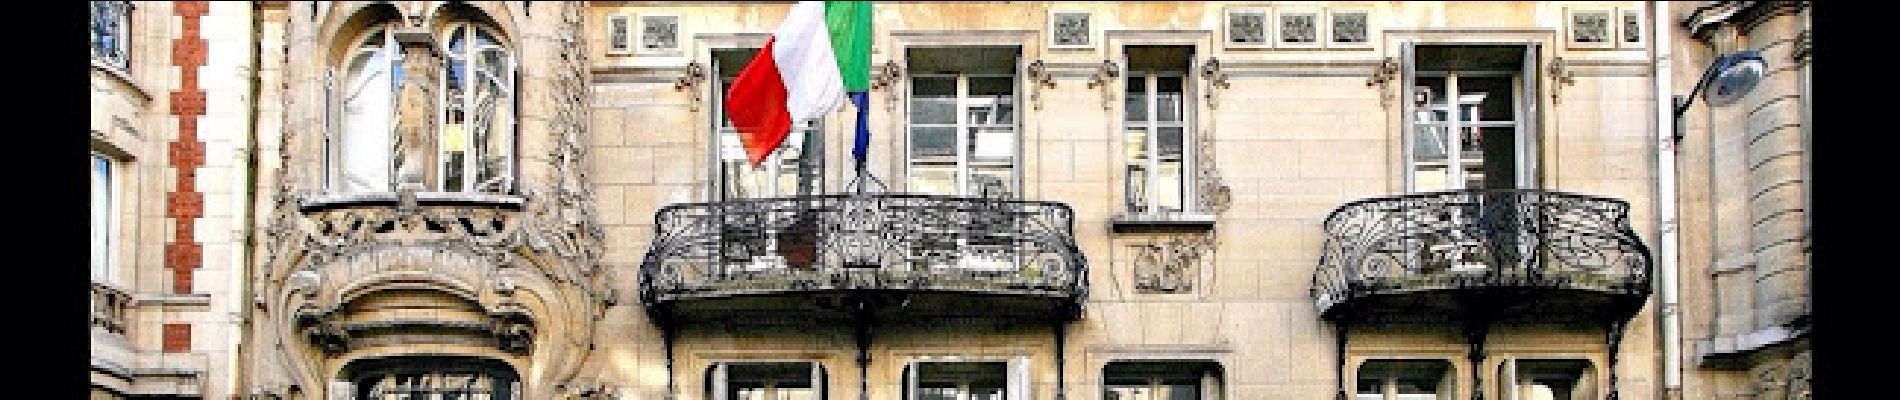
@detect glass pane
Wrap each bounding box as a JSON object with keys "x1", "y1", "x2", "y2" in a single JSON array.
[
  {"x1": 913, "y1": 76, "x2": 956, "y2": 96},
  {"x1": 910, "y1": 165, "x2": 955, "y2": 195},
  {"x1": 776, "y1": 388, "x2": 814, "y2": 400},
  {"x1": 1356, "y1": 378, "x2": 1384, "y2": 400},
  {"x1": 970, "y1": 385, "x2": 1005, "y2": 400},
  {"x1": 969, "y1": 126, "x2": 1014, "y2": 161},
  {"x1": 969, "y1": 76, "x2": 1014, "y2": 96},
  {"x1": 969, "y1": 166, "x2": 1014, "y2": 198},
  {"x1": 1157, "y1": 154, "x2": 1184, "y2": 212},
  {"x1": 92, "y1": 154, "x2": 111, "y2": 281},
  {"x1": 1107, "y1": 386, "x2": 1152, "y2": 400},
  {"x1": 1473, "y1": 126, "x2": 1517, "y2": 190},
  {"x1": 1457, "y1": 76, "x2": 1515, "y2": 123},
  {"x1": 1124, "y1": 127, "x2": 1149, "y2": 211},
  {"x1": 1158, "y1": 127, "x2": 1184, "y2": 158},
  {"x1": 1156, "y1": 76, "x2": 1184, "y2": 122},
  {"x1": 911, "y1": 126, "x2": 957, "y2": 158},
  {"x1": 917, "y1": 386, "x2": 957, "y2": 400},
  {"x1": 966, "y1": 96, "x2": 1013, "y2": 126},
  {"x1": 1161, "y1": 383, "x2": 1200, "y2": 400},
  {"x1": 1124, "y1": 77, "x2": 1148, "y2": 122},
  {"x1": 912, "y1": 97, "x2": 957, "y2": 125}
]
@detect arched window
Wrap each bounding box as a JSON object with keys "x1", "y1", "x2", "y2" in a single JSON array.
[
  {"x1": 333, "y1": 26, "x2": 399, "y2": 194},
  {"x1": 438, "y1": 22, "x2": 515, "y2": 193}
]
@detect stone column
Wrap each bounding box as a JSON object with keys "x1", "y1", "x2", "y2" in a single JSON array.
[
  {"x1": 1741, "y1": 11, "x2": 1809, "y2": 330},
  {"x1": 393, "y1": 28, "x2": 440, "y2": 191}
]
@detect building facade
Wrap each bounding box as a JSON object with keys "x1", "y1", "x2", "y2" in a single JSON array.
[{"x1": 87, "y1": 2, "x2": 1812, "y2": 400}]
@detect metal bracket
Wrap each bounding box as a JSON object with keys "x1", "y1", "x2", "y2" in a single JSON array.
[
  {"x1": 1202, "y1": 58, "x2": 1230, "y2": 109},
  {"x1": 1548, "y1": 57, "x2": 1576, "y2": 105},
  {"x1": 675, "y1": 61, "x2": 705, "y2": 112},
  {"x1": 1088, "y1": 59, "x2": 1120, "y2": 110}
]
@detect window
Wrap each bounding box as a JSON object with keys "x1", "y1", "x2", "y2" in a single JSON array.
[
  {"x1": 1102, "y1": 361, "x2": 1222, "y2": 400},
  {"x1": 640, "y1": 15, "x2": 680, "y2": 53},
  {"x1": 907, "y1": 362, "x2": 1008, "y2": 400},
  {"x1": 708, "y1": 362, "x2": 825, "y2": 400},
  {"x1": 1356, "y1": 360, "x2": 1453, "y2": 400},
  {"x1": 1403, "y1": 45, "x2": 1540, "y2": 192},
  {"x1": 1122, "y1": 46, "x2": 1195, "y2": 215},
  {"x1": 90, "y1": 152, "x2": 115, "y2": 282},
  {"x1": 90, "y1": 1, "x2": 131, "y2": 68},
  {"x1": 905, "y1": 47, "x2": 1020, "y2": 198},
  {"x1": 1500, "y1": 359, "x2": 1595, "y2": 400},
  {"x1": 1224, "y1": 8, "x2": 1271, "y2": 49},
  {"x1": 335, "y1": 27, "x2": 399, "y2": 194},
  {"x1": 607, "y1": 15, "x2": 632, "y2": 53},
  {"x1": 438, "y1": 23, "x2": 516, "y2": 193},
  {"x1": 713, "y1": 48, "x2": 823, "y2": 200}
]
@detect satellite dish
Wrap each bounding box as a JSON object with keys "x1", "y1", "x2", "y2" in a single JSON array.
[{"x1": 1704, "y1": 50, "x2": 1767, "y2": 106}]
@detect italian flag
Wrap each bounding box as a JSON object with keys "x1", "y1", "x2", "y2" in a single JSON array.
[{"x1": 726, "y1": 1, "x2": 873, "y2": 167}]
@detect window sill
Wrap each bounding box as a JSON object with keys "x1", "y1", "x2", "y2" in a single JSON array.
[
  {"x1": 1110, "y1": 211, "x2": 1217, "y2": 233},
  {"x1": 90, "y1": 57, "x2": 152, "y2": 104},
  {"x1": 299, "y1": 191, "x2": 527, "y2": 213},
  {"x1": 137, "y1": 292, "x2": 211, "y2": 307}
]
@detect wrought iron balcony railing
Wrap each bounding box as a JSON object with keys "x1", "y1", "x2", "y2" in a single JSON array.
[
  {"x1": 639, "y1": 194, "x2": 1087, "y2": 305},
  {"x1": 1311, "y1": 189, "x2": 1652, "y2": 317},
  {"x1": 91, "y1": 281, "x2": 132, "y2": 335}
]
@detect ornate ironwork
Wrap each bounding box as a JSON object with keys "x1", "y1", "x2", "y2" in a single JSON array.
[
  {"x1": 640, "y1": 194, "x2": 1087, "y2": 306},
  {"x1": 1310, "y1": 189, "x2": 1653, "y2": 316}
]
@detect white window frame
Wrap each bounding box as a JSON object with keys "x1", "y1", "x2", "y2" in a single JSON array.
[
  {"x1": 606, "y1": 14, "x2": 632, "y2": 54},
  {"x1": 1048, "y1": 10, "x2": 1095, "y2": 50},
  {"x1": 904, "y1": 359, "x2": 1024, "y2": 400},
  {"x1": 1565, "y1": 8, "x2": 1615, "y2": 50},
  {"x1": 1276, "y1": 7, "x2": 1324, "y2": 49},
  {"x1": 1497, "y1": 358, "x2": 1598, "y2": 400},
  {"x1": 1354, "y1": 359, "x2": 1457, "y2": 400},
  {"x1": 1222, "y1": 7, "x2": 1273, "y2": 49},
  {"x1": 707, "y1": 361, "x2": 826, "y2": 400},
  {"x1": 710, "y1": 48, "x2": 824, "y2": 200},
  {"x1": 904, "y1": 71, "x2": 1021, "y2": 198},
  {"x1": 639, "y1": 14, "x2": 682, "y2": 54},
  {"x1": 1617, "y1": 8, "x2": 1647, "y2": 49},
  {"x1": 436, "y1": 22, "x2": 518, "y2": 194},
  {"x1": 90, "y1": 152, "x2": 117, "y2": 284},
  {"x1": 333, "y1": 26, "x2": 400, "y2": 194},
  {"x1": 1121, "y1": 71, "x2": 1195, "y2": 215},
  {"x1": 1400, "y1": 42, "x2": 1541, "y2": 193},
  {"x1": 1326, "y1": 8, "x2": 1373, "y2": 49}
]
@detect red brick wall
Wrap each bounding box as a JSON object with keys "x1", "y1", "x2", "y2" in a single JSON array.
[
  {"x1": 162, "y1": 323, "x2": 192, "y2": 353},
  {"x1": 166, "y1": 1, "x2": 209, "y2": 295}
]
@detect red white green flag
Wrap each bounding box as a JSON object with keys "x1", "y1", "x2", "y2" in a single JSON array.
[{"x1": 725, "y1": 1, "x2": 873, "y2": 167}]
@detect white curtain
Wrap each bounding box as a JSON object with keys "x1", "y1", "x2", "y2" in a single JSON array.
[{"x1": 340, "y1": 32, "x2": 395, "y2": 194}]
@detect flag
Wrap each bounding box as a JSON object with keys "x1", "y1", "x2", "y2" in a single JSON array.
[{"x1": 725, "y1": 1, "x2": 872, "y2": 167}]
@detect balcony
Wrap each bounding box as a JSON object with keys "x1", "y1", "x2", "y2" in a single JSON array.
[
  {"x1": 1310, "y1": 189, "x2": 1652, "y2": 323},
  {"x1": 91, "y1": 282, "x2": 131, "y2": 335},
  {"x1": 639, "y1": 193, "x2": 1087, "y2": 322}
]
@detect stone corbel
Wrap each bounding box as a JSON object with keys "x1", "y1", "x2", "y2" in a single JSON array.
[
  {"x1": 1366, "y1": 57, "x2": 1399, "y2": 108},
  {"x1": 1088, "y1": 59, "x2": 1120, "y2": 110},
  {"x1": 871, "y1": 60, "x2": 903, "y2": 111},
  {"x1": 1200, "y1": 58, "x2": 1230, "y2": 109},
  {"x1": 1025, "y1": 60, "x2": 1056, "y2": 110},
  {"x1": 1548, "y1": 56, "x2": 1576, "y2": 105},
  {"x1": 675, "y1": 61, "x2": 706, "y2": 112}
]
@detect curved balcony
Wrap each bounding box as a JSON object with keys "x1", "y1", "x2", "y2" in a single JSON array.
[
  {"x1": 639, "y1": 194, "x2": 1087, "y2": 322},
  {"x1": 1311, "y1": 189, "x2": 1652, "y2": 323}
]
